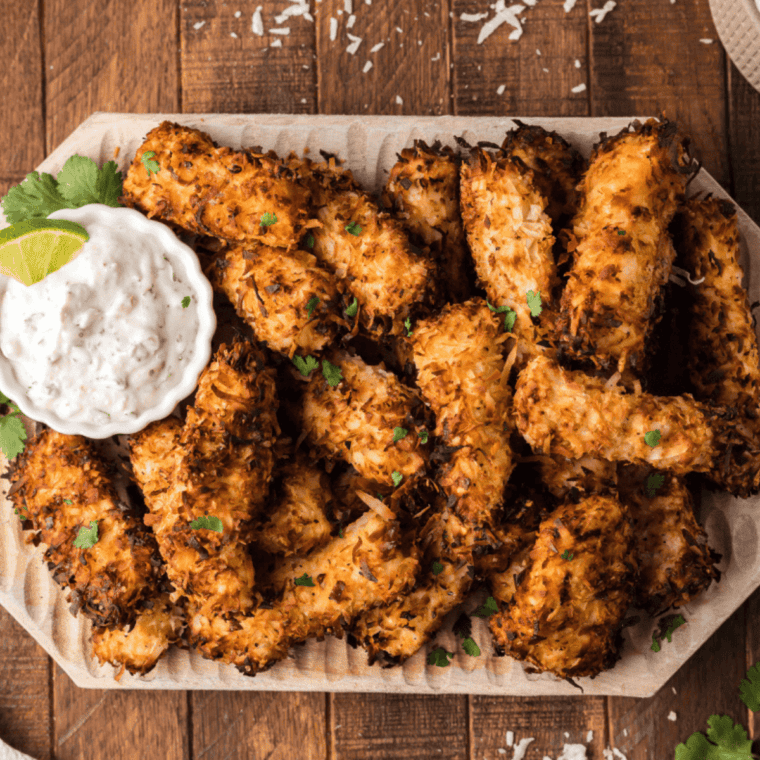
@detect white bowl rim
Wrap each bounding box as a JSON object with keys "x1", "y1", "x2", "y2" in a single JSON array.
[{"x1": 0, "y1": 204, "x2": 216, "y2": 438}]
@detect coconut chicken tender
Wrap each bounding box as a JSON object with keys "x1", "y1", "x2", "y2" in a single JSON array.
[
  {"x1": 412, "y1": 299, "x2": 514, "y2": 526},
  {"x1": 129, "y1": 340, "x2": 279, "y2": 617},
  {"x1": 490, "y1": 494, "x2": 636, "y2": 679},
  {"x1": 617, "y1": 465, "x2": 720, "y2": 615},
  {"x1": 122, "y1": 121, "x2": 309, "y2": 250},
  {"x1": 557, "y1": 118, "x2": 693, "y2": 374},
  {"x1": 385, "y1": 141, "x2": 472, "y2": 302},
  {"x1": 293, "y1": 157, "x2": 433, "y2": 333},
  {"x1": 300, "y1": 350, "x2": 430, "y2": 486},
  {"x1": 207, "y1": 242, "x2": 342, "y2": 357},
  {"x1": 8, "y1": 429, "x2": 163, "y2": 628}
]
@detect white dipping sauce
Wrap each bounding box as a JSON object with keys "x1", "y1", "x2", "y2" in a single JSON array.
[{"x1": 0, "y1": 206, "x2": 201, "y2": 425}]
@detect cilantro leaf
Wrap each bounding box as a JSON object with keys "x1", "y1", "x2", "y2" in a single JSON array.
[
  {"x1": 675, "y1": 715, "x2": 752, "y2": 760},
  {"x1": 292, "y1": 354, "x2": 319, "y2": 377},
  {"x1": 344, "y1": 297, "x2": 358, "y2": 318},
  {"x1": 305, "y1": 233, "x2": 315, "y2": 249},
  {"x1": 345, "y1": 221, "x2": 362, "y2": 235},
  {"x1": 63, "y1": 499, "x2": 73, "y2": 505},
  {"x1": 462, "y1": 637, "x2": 481, "y2": 657},
  {"x1": 1, "y1": 171, "x2": 68, "y2": 223},
  {"x1": 0, "y1": 411, "x2": 27, "y2": 460},
  {"x1": 57, "y1": 155, "x2": 104, "y2": 207},
  {"x1": 338, "y1": 527, "x2": 344, "y2": 539},
  {"x1": 561, "y1": 549, "x2": 574, "y2": 560},
  {"x1": 391, "y1": 471, "x2": 403, "y2": 487},
  {"x1": 645, "y1": 472, "x2": 666, "y2": 498},
  {"x1": 418, "y1": 429, "x2": 429, "y2": 445},
  {"x1": 644, "y1": 429, "x2": 662, "y2": 447},
  {"x1": 260, "y1": 212, "x2": 278, "y2": 227},
  {"x1": 431, "y1": 560, "x2": 444, "y2": 575},
  {"x1": 404, "y1": 317, "x2": 413, "y2": 337},
  {"x1": 376, "y1": 493, "x2": 384, "y2": 501},
  {"x1": 181, "y1": 296, "x2": 191, "y2": 308},
  {"x1": 526, "y1": 289, "x2": 543, "y2": 317},
  {"x1": 473, "y1": 596, "x2": 498, "y2": 618},
  {"x1": 428, "y1": 647, "x2": 453, "y2": 667},
  {"x1": 306, "y1": 296, "x2": 320, "y2": 318},
  {"x1": 95, "y1": 161, "x2": 123, "y2": 206},
  {"x1": 141, "y1": 150, "x2": 160, "y2": 178},
  {"x1": 652, "y1": 613, "x2": 686, "y2": 651},
  {"x1": 73, "y1": 520, "x2": 99, "y2": 549},
  {"x1": 651, "y1": 635, "x2": 661, "y2": 653},
  {"x1": 322, "y1": 359, "x2": 343, "y2": 387},
  {"x1": 295, "y1": 573, "x2": 315, "y2": 587},
  {"x1": 392, "y1": 427, "x2": 408, "y2": 443},
  {"x1": 617, "y1": 229, "x2": 627, "y2": 236},
  {"x1": 190, "y1": 515, "x2": 223, "y2": 532},
  {"x1": 740, "y1": 662, "x2": 760, "y2": 712},
  {"x1": 486, "y1": 299, "x2": 517, "y2": 332}
]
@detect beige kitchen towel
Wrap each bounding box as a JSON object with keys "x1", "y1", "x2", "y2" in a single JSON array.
[{"x1": 0, "y1": 738, "x2": 36, "y2": 760}]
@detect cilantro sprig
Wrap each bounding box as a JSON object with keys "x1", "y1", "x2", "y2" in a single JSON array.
[
  {"x1": 486, "y1": 300, "x2": 517, "y2": 332},
  {"x1": 344, "y1": 297, "x2": 358, "y2": 318},
  {"x1": 345, "y1": 221, "x2": 362, "y2": 235},
  {"x1": 645, "y1": 429, "x2": 662, "y2": 447},
  {"x1": 473, "y1": 596, "x2": 498, "y2": 618},
  {"x1": 645, "y1": 472, "x2": 666, "y2": 497},
  {"x1": 190, "y1": 515, "x2": 223, "y2": 532},
  {"x1": 417, "y1": 429, "x2": 429, "y2": 445},
  {"x1": 561, "y1": 550, "x2": 574, "y2": 560},
  {"x1": 322, "y1": 359, "x2": 343, "y2": 387},
  {"x1": 295, "y1": 573, "x2": 315, "y2": 587},
  {"x1": 428, "y1": 647, "x2": 453, "y2": 667},
  {"x1": 392, "y1": 427, "x2": 408, "y2": 443},
  {"x1": 260, "y1": 212, "x2": 278, "y2": 227},
  {"x1": 651, "y1": 613, "x2": 686, "y2": 652},
  {"x1": 305, "y1": 296, "x2": 320, "y2": 318},
  {"x1": 141, "y1": 150, "x2": 160, "y2": 177},
  {"x1": 0, "y1": 391, "x2": 27, "y2": 460},
  {"x1": 181, "y1": 296, "x2": 191, "y2": 308},
  {"x1": 526, "y1": 289, "x2": 542, "y2": 317},
  {"x1": 73, "y1": 520, "x2": 99, "y2": 550},
  {"x1": 391, "y1": 471, "x2": 403, "y2": 487},
  {"x1": 292, "y1": 355, "x2": 320, "y2": 377},
  {"x1": 431, "y1": 560, "x2": 444, "y2": 576}
]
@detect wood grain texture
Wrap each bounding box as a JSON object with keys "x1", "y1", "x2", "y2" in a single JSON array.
[
  {"x1": 452, "y1": 0, "x2": 589, "y2": 116},
  {"x1": 52, "y1": 663, "x2": 188, "y2": 760},
  {"x1": 316, "y1": 0, "x2": 451, "y2": 115},
  {"x1": 182, "y1": 1, "x2": 317, "y2": 114},
  {"x1": 0, "y1": 0, "x2": 45, "y2": 176},
  {"x1": 588, "y1": 0, "x2": 729, "y2": 186},
  {"x1": 728, "y1": 60, "x2": 760, "y2": 224},
  {"x1": 607, "y1": 607, "x2": 748, "y2": 758},
  {"x1": 43, "y1": 0, "x2": 179, "y2": 154},
  {"x1": 191, "y1": 691, "x2": 327, "y2": 760},
  {"x1": 330, "y1": 693, "x2": 467, "y2": 760},
  {"x1": 470, "y1": 695, "x2": 606, "y2": 759},
  {"x1": 0, "y1": 608, "x2": 52, "y2": 760}
]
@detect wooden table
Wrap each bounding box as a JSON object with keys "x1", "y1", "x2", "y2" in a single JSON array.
[{"x1": 2, "y1": 1, "x2": 759, "y2": 758}]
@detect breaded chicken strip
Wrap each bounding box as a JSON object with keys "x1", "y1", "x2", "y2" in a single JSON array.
[
  {"x1": 207, "y1": 242, "x2": 342, "y2": 357},
  {"x1": 412, "y1": 299, "x2": 513, "y2": 526},
  {"x1": 515, "y1": 355, "x2": 720, "y2": 477},
  {"x1": 189, "y1": 510, "x2": 419, "y2": 673},
  {"x1": 130, "y1": 341, "x2": 279, "y2": 616},
  {"x1": 292, "y1": 157, "x2": 433, "y2": 333},
  {"x1": 557, "y1": 118, "x2": 693, "y2": 374},
  {"x1": 91, "y1": 589, "x2": 186, "y2": 679},
  {"x1": 122, "y1": 121, "x2": 309, "y2": 250},
  {"x1": 460, "y1": 148, "x2": 557, "y2": 359},
  {"x1": 255, "y1": 456, "x2": 334, "y2": 557},
  {"x1": 300, "y1": 350, "x2": 430, "y2": 486},
  {"x1": 490, "y1": 494, "x2": 636, "y2": 679},
  {"x1": 385, "y1": 141, "x2": 472, "y2": 302},
  {"x1": 8, "y1": 429, "x2": 163, "y2": 627},
  {"x1": 501, "y1": 120, "x2": 586, "y2": 225},
  {"x1": 617, "y1": 465, "x2": 720, "y2": 615},
  {"x1": 675, "y1": 197, "x2": 760, "y2": 420}
]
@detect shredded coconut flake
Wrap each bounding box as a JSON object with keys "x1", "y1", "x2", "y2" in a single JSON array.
[
  {"x1": 275, "y1": 3, "x2": 310, "y2": 24},
  {"x1": 572, "y1": 83, "x2": 587, "y2": 92},
  {"x1": 590, "y1": 1, "x2": 616, "y2": 23},
  {"x1": 509, "y1": 27, "x2": 522, "y2": 40},
  {"x1": 347, "y1": 14, "x2": 356, "y2": 27},
  {"x1": 587, "y1": 730, "x2": 594, "y2": 743},
  {"x1": 498, "y1": 751, "x2": 507, "y2": 757},
  {"x1": 270, "y1": 38, "x2": 282, "y2": 47},
  {"x1": 668, "y1": 711, "x2": 677, "y2": 721},
  {"x1": 477, "y1": 2, "x2": 525, "y2": 44},
  {"x1": 396, "y1": 26, "x2": 403, "y2": 32},
  {"x1": 234, "y1": 10, "x2": 241, "y2": 18},
  {"x1": 575, "y1": 58, "x2": 582, "y2": 67},
  {"x1": 497, "y1": 84, "x2": 506, "y2": 95},
  {"x1": 603, "y1": 749, "x2": 629, "y2": 760},
  {"x1": 230, "y1": 31, "x2": 238, "y2": 38},
  {"x1": 700, "y1": 38, "x2": 714, "y2": 43},
  {"x1": 193, "y1": 20, "x2": 205, "y2": 30},
  {"x1": 269, "y1": 27, "x2": 290, "y2": 34},
  {"x1": 252, "y1": 7, "x2": 264, "y2": 35},
  {"x1": 362, "y1": 60, "x2": 373, "y2": 72},
  {"x1": 395, "y1": 95, "x2": 403, "y2": 104},
  {"x1": 461, "y1": 11, "x2": 489, "y2": 21},
  {"x1": 536, "y1": 48, "x2": 541, "y2": 55},
  {"x1": 431, "y1": 51, "x2": 441, "y2": 60},
  {"x1": 564, "y1": 0, "x2": 578, "y2": 11},
  {"x1": 329, "y1": 17, "x2": 337, "y2": 40},
  {"x1": 344, "y1": 0, "x2": 352, "y2": 11},
  {"x1": 672, "y1": 687, "x2": 677, "y2": 694},
  {"x1": 346, "y1": 33, "x2": 362, "y2": 54},
  {"x1": 513, "y1": 738, "x2": 536, "y2": 760},
  {"x1": 370, "y1": 41, "x2": 384, "y2": 52},
  {"x1": 542, "y1": 67, "x2": 549, "y2": 72},
  {"x1": 506, "y1": 731, "x2": 514, "y2": 747},
  {"x1": 558, "y1": 745, "x2": 588, "y2": 760}
]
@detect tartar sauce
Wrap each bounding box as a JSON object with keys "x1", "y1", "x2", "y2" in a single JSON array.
[{"x1": 0, "y1": 205, "x2": 201, "y2": 425}]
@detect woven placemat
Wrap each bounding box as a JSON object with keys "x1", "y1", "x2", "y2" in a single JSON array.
[{"x1": 710, "y1": 0, "x2": 760, "y2": 92}]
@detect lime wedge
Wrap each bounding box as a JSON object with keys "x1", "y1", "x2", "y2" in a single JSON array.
[{"x1": 0, "y1": 218, "x2": 89, "y2": 286}]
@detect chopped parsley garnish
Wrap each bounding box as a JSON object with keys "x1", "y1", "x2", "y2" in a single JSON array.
[
  {"x1": 63, "y1": 499, "x2": 73, "y2": 505},
  {"x1": 560, "y1": 549, "x2": 574, "y2": 560},
  {"x1": 73, "y1": 520, "x2": 99, "y2": 549},
  {"x1": 473, "y1": 596, "x2": 498, "y2": 618},
  {"x1": 392, "y1": 427, "x2": 408, "y2": 443},
  {"x1": 391, "y1": 471, "x2": 403, "y2": 487},
  {"x1": 651, "y1": 613, "x2": 686, "y2": 652},
  {"x1": 260, "y1": 212, "x2": 278, "y2": 227},
  {"x1": 1, "y1": 155, "x2": 122, "y2": 223},
  {"x1": 428, "y1": 647, "x2": 453, "y2": 667},
  {"x1": 181, "y1": 296, "x2": 191, "y2": 308},
  {"x1": 305, "y1": 296, "x2": 320, "y2": 318},
  {"x1": 345, "y1": 221, "x2": 362, "y2": 235},
  {"x1": 344, "y1": 297, "x2": 358, "y2": 318},
  {"x1": 644, "y1": 429, "x2": 662, "y2": 447},
  {"x1": 461, "y1": 637, "x2": 481, "y2": 657},
  {"x1": 417, "y1": 429, "x2": 429, "y2": 445},
  {"x1": 740, "y1": 662, "x2": 760, "y2": 712},
  {"x1": 305, "y1": 233, "x2": 315, "y2": 249},
  {"x1": 526, "y1": 289, "x2": 543, "y2": 317},
  {"x1": 486, "y1": 300, "x2": 517, "y2": 332},
  {"x1": 431, "y1": 560, "x2": 444, "y2": 575},
  {"x1": 141, "y1": 150, "x2": 160, "y2": 177},
  {"x1": 404, "y1": 317, "x2": 413, "y2": 337},
  {"x1": 190, "y1": 515, "x2": 223, "y2": 532},
  {"x1": 295, "y1": 573, "x2": 316, "y2": 587},
  {"x1": 0, "y1": 391, "x2": 26, "y2": 460},
  {"x1": 292, "y1": 355, "x2": 319, "y2": 377},
  {"x1": 617, "y1": 229, "x2": 626, "y2": 236},
  {"x1": 645, "y1": 472, "x2": 666, "y2": 497},
  {"x1": 322, "y1": 359, "x2": 343, "y2": 387}
]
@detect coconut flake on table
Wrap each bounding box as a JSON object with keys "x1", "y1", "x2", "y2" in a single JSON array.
[
  {"x1": 668, "y1": 711, "x2": 677, "y2": 721},
  {"x1": 572, "y1": 83, "x2": 587, "y2": 93},
  {"x1": 344, "y1": 0, "x2": 352, "y2": 11},
  {"x1": 370, "y1": 41, "x2": 384, "y2": 52},
  {"x1": 230, "y1": 31, "x2": 238, "y2": 38},
  {"x1": 193, "y1": 20, "x2": 205, "y2": 30},
  {"x1": 347, "y1": 14, "x2": 356, "y2": 28},
  {"x1": 700, "y1": 38, "x2": 714, "y2": 44},
  {"x1": 477, "y1": 2, "x2": 525, "y2": 44},
  {"x1": 461, "y1": 11, "x2": 489, "y2": 22},
  {"x1": 557, "y1": 745, "x2": 588, "y2": 760},
  {"x1": 395, "y1": 95, "x2": 403, "y2": 104},
  {"x1": 431, "y1": 51, "x2": 441, "y2": 60},
  {"x1": 362, "y1": 60, "x2": 372, "y2": 72},
  {"x1": 589, "y1": 1, "x2": 616, "y2": 23},
  {"x1": 329, "y1": 17, "x2": 338, "y2": 40},
  {"x1": 564, "y1": 0, "x2": 579, "y2": 11},
  {"x1": 506, "y1": 731, "x2": 515, "y2": 746},
  {"x1": 575, "y1": 58, "x2": 582, "y2": 67},
  {"x1": 252, "y1": 6, "x2": 264, "y2": 35},
  {"x1": 513, "y1": 737, "x2": 536, "y2": 760},
  {"x1": 586, "y1": 730, "x2": 593, "y2": 742},
  {"x1": 269, "y1": 27, "x2": 290, "y2": 34},
  {"x1": 234, "y1": 10, "x2": 241, "y2": 18},
  {"x1": 603, "y1": 749, "x2": 628, "y2": 760},
  {"x1": 497, "y1": 84, "x2": 506, "y2": 95},
  {"x1": 346, "y1": 33, "x2": 362, "y2": 54},
  {"x1": 275, "y1": 3, "x2": 311, "y2": 24},
  {"x1": 271, "y1": 38, "x2": 283, "y2": 47}
]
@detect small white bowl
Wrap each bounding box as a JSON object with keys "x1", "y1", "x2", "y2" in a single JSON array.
[
  {"x1": 0, "y1": 205, "x2": 216, "y2": 438},
  {"x1": 709, "y1": 0, "x2": 760, "y2": 93}
]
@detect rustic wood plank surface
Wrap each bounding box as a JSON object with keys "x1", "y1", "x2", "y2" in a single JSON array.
[{"x1": 1, "y1": 1, "x2": 759, "y2": 759}]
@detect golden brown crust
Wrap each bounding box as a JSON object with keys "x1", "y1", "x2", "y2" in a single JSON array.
[
  {"x1": 122, "y1": 121, "x2": 309, "y2": 250},
  {"x1": 556, "y1": 118, "x2": 692, "y2": 374},
  {"x1": 489, "y1": 494, "x2": 636, "y2": 678},
  {"x1": 8, "y1": 429, "x2": 163, "y2": 628},
  {"x1": 538, "y1": 454, "x2": 618, "y2": 500}
]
